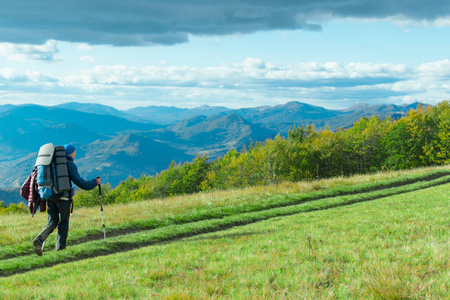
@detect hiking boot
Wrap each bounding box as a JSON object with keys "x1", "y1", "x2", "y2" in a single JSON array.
[{"x1": 33, "y1": 239, "x2": 43, "y2": 256}]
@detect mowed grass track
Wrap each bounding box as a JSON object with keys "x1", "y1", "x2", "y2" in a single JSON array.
[
  {"x1": 2, "y1": 168, "x2": 450, "y2": 261},
  {"x1": 1, "y1": 167, "x2": 450, "y2": 298}
]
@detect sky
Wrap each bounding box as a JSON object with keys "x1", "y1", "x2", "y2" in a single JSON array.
[{"x1": 0, "y1": 0, "x2": 450, "y2": 110}]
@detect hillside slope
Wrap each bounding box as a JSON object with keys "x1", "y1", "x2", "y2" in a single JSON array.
[
  {"x1": 152, "y1": 113, "x2": 278, "y2": 156},
  {"x1": 1, "y1": 167, "x2": 449, "y2": 298},
  {"x1": 75, "y1": 134, "x2": 193, "y2": 185},
  {"x1": 0, "y1": 101, "x2": 426, "y2": 194}
]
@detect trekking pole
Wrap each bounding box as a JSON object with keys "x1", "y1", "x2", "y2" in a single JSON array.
[{"x1": 98, "y1": 178, "x2": 106, "y2": 240}]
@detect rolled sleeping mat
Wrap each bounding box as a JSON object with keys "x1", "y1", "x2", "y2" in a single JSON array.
[
  {"x1": 35, "y1": 143, "x2": 55, "y2": 167},
  {"x1": 54, "y1": 146, "x2": 71, "y2": 192}
]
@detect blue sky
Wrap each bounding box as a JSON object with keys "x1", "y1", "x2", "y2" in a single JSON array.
[{"x1": 0, "y1": 1, "x2": 449, "y2": 110}]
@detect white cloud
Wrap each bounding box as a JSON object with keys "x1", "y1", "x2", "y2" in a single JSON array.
[
  {"x1": 61, "y1": 59, "x2": 409, "y2": 89},
  {"x1": 0, "y1": 68, "x2": 56, "y2": 83},
  {"x1": 0, "y1": 40, "x2": 60, "y2": 63},
  {"x1": 1, "y1": 58, "x2": 449, "y2": 109},
  {"x1": 0, "y1": 68, "x2": 22, "y2": 80},
  {"x1": 388, "y1": 16, "x2": 450, "y2": 28},
  {"x1": 78, "y1": 43, "x2": 92, "y2": 51},
  {"x1": 241, "y1": 57, "x2": 266, "y2": 69},
  {"x1": 390, "y1": 60, "x2": 450, "y2": 93},
  {"x1": 79, "y1": 55, "x2": 96, "y2": 63},
  {"x1": 415, "y1": 60, "x2": 450, "y2": 77}
]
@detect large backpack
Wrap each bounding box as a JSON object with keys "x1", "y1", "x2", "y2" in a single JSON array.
[{"x1": 35, "y1": 143, "x2": 71, "y2": 201}]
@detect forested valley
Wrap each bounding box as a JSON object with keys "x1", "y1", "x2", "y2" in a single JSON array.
[{"x1": 69, "y1": 101, "x2": 450, "y2": 207}]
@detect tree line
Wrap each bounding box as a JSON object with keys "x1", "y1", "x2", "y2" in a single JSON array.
[
  {"x1": 2, "y1": 100, "x2": 446, "y2": 212},
  {"x1": 70, "y1": 101, "x2": 450, "y2": 207}
]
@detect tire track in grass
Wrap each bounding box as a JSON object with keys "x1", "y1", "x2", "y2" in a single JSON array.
[
  {"x1": 1, "y1": 174, "x2": 450, "y2": 277},
  {"x1": 1, "y1": 170, "x2": 450, "y2": 261}
]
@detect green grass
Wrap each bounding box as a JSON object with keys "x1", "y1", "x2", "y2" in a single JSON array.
[
  {"x1": 2, "y1": 167, "x2": 449, "y2": 260},
  {"x1": 2, "y1": 170, "x2": 450, "y2": 276},
  {"x1": 1, "y1": 166, "x2": 450, "y2": 298}
]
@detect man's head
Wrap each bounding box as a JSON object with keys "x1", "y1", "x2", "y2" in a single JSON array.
[{"x1": 64, "y1": 144, "x2": 76, "y2": 159}]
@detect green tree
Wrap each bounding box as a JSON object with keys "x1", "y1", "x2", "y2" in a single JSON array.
[
  {"x1": 426, "y1": 101, "x2": 450, "y2": 164},
  {"x1": 153, "y1": 155, "x2": 209, "y2": 198},
  {"x1": 344, "y1": 116, "x2": 391, "y2": 173}
]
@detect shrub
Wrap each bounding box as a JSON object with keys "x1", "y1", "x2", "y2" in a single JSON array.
[
  {"x1": 0, "y1": 202, "x2": 28, "y2": 214},
  {"x1": 74, "y1": 183, "x2": 112, "y2": 207},
  {"x1": 153, "y1": 155, "x2": 209, "y2": 198}
]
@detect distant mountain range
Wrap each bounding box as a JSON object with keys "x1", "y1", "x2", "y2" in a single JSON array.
[{"x1": 0, "y1": 101, "x2": 423, "y2": 205}]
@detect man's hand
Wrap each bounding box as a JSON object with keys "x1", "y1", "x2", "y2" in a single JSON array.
[{"x1": 96, "y1": 177, "x2": 101, "y2": 185}]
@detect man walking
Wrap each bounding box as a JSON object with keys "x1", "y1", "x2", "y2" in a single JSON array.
[{"x1": 33, "y1": 144, "x2": 101, "y2": 256}]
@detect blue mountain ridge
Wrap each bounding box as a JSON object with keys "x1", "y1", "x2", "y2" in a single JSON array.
[{"x1": 0, "y1": 101, "x2": 423, "y2": 205}]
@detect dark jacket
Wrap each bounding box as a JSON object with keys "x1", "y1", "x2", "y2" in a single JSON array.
[
  {"x1": 20, "y1": 168, "x2": 45, "y2": 216},
  {"x1": 66, "y1": 154, "x2": 98, "y2": 193}
]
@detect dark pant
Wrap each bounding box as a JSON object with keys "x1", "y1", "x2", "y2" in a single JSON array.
[{"x1": 35, "y1": 199, "x2": 71, "y2": 250}]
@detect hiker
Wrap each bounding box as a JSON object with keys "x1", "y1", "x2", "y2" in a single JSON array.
[{"x1": 33, "y1": 144, "x2": 101, "y2": 256}]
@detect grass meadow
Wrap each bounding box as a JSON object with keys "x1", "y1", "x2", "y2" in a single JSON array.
[{"x1": 1, "y1": 166, "x2": 450, "y2": 299}]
